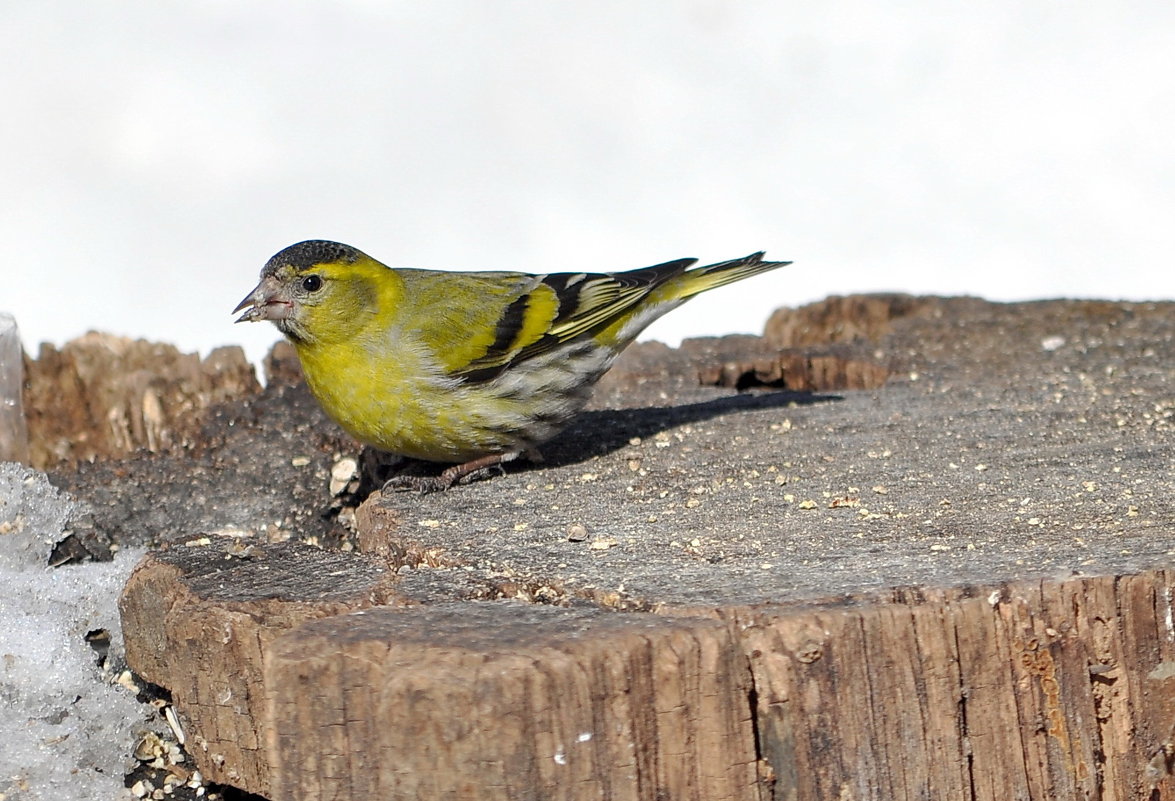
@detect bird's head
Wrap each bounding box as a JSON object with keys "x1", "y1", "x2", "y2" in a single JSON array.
[{"x1": 234, "y1": 240, "x2": 386, "y2": 346}]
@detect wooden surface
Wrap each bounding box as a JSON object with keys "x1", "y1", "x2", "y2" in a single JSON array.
[
  {"x1": 120, "y1": 546, "x2": 1175, "y2": 800},
  {"x1": 23, "y1": 333, "x2": 257, "y2": 468},
  {"x1": 105, "y1": 296, "x2": 1175, "y2": 800},
  {"x1": 119, "y1": 543, "x2": 402, "y2": 796},
  {"x1": 269, "y1": 602, "x2": 757, "y2": 801},
  {"x1": 740, "y1": 575, "x2": 1175, "y2": 801}
]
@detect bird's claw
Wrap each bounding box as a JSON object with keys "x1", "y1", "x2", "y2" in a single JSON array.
[
  {"x1": 381, "y1": 475, "x2": 453, "y2": 494},
  {"x1": 379, "y1": 464, "x2": 505, "y2": 495}
]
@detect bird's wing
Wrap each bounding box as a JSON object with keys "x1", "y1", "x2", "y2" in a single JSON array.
[{"x1": 448, "y1": 258, "x2": 696, "y2": 383}]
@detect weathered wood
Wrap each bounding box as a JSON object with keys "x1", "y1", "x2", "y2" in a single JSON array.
[
  {"x1": 119, "y1": 542, "x2": 403, "y2": 796},
  {"x1": 120, "y1": 540, "x2": 1175, "y2": 801},
  {"x1": 267, "y1": 603, "x2": 756, "y2": 801},
  {"x1": 735, "y1": 575, "x2": 1175, "y2": 800},
  {"x1": 109, "y1": 296, "x2": 1174, "y2": 800},
  {"x1": 23, "y1": 333, "x2": 258, "y2": 468},
  {"x1": 762, "y1": 293, "x2": 934, "y2": 348},
  {"x1": 692, "y1": 344, "x2": 890, "y2": 391}
]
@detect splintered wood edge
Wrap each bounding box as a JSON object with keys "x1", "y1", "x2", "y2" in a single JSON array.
[
  {"x1": 118, "y1": 542, "x2": 403, "y2": 796},
  {"x1": 119, "y1": 543, "x2": 1175, "y2": 801}
]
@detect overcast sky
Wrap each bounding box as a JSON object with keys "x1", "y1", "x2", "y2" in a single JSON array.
[{"x1": 5, "y1": 2, "x2": 1173, "y2": 366}]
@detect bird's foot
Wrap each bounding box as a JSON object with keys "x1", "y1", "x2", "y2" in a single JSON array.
[
  {"x1": 380, "y1": 453, "x2": 516, "y2": 494},
  {"x1": 381, "y1": 474, "x2": 457, "y2": 494}
]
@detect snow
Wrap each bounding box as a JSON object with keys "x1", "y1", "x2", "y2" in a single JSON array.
[{"x1": 0, "y1": 464, "x2": 149, "y2": 800}]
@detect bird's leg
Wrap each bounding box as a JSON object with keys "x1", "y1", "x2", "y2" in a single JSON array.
[{"x1": 381, "y1": 452, "x2": 519, "y2": 494}]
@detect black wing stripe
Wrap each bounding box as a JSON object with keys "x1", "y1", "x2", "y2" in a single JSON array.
[
  {"x1": 541, "y1": 273, "x2": 588, "y2": 327},
  {"x1": 453, "y1": 258, "x2": 698, "y2": 384},
  {"x1": 486, "y1": 292, "x2": 532, "y2": 359}
]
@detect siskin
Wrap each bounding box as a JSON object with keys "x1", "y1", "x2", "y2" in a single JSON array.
[{"x1": 235, "y1": 240, "x2": 790, "y2": 492}]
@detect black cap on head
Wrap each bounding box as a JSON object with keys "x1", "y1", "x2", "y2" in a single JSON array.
[{"x1": 265, "y1": 240, "x2": 361, "y2": 274}]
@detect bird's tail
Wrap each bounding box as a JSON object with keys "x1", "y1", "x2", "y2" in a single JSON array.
[{"x1": 666, "y1": 252, "x2": 792, "y2": 301}]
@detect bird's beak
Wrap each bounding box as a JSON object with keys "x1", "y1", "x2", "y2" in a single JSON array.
[{"x1": 233, "y1": 276, "x2": 293, "y2": 323}]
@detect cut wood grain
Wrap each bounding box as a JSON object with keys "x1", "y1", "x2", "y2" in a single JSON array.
[
  {"x1": 120, "y1": 542, "x2": 1175, "y2": 801},
  {"x1": 736, "y1": 577, "x2": 1175, "y2": 801},
  {"x1": 267, "y1": 603, "x2": 757, "y2": 801},
  {"x1": 119, "y1": 542, "x2": 402, "y2": 796}
]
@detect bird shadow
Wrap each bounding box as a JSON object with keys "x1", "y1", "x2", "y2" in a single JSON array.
[
  {"x1": 361, "y1": 389, "x2": 840, "y2": 493},
  {"x1": 542, "y1": 390, "x2": 839, "y2": 468}
]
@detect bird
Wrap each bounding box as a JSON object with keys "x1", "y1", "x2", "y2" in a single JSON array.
[{"x1": 234, "y1": 240, "x2": 791, "y2": 492}]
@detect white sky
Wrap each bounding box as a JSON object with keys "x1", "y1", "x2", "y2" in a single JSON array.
[{"x1": 5, "y1": 2, "x2": 1174, "y2": 366}]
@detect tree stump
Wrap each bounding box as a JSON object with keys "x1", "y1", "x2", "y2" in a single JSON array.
[{"x1": 115, "y1": 297, "x2": 1175, "y2": 800}]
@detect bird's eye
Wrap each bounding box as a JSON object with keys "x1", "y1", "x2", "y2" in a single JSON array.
[{"x1": 301, "y1": 274, "x2": 323, "y2": 292}]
